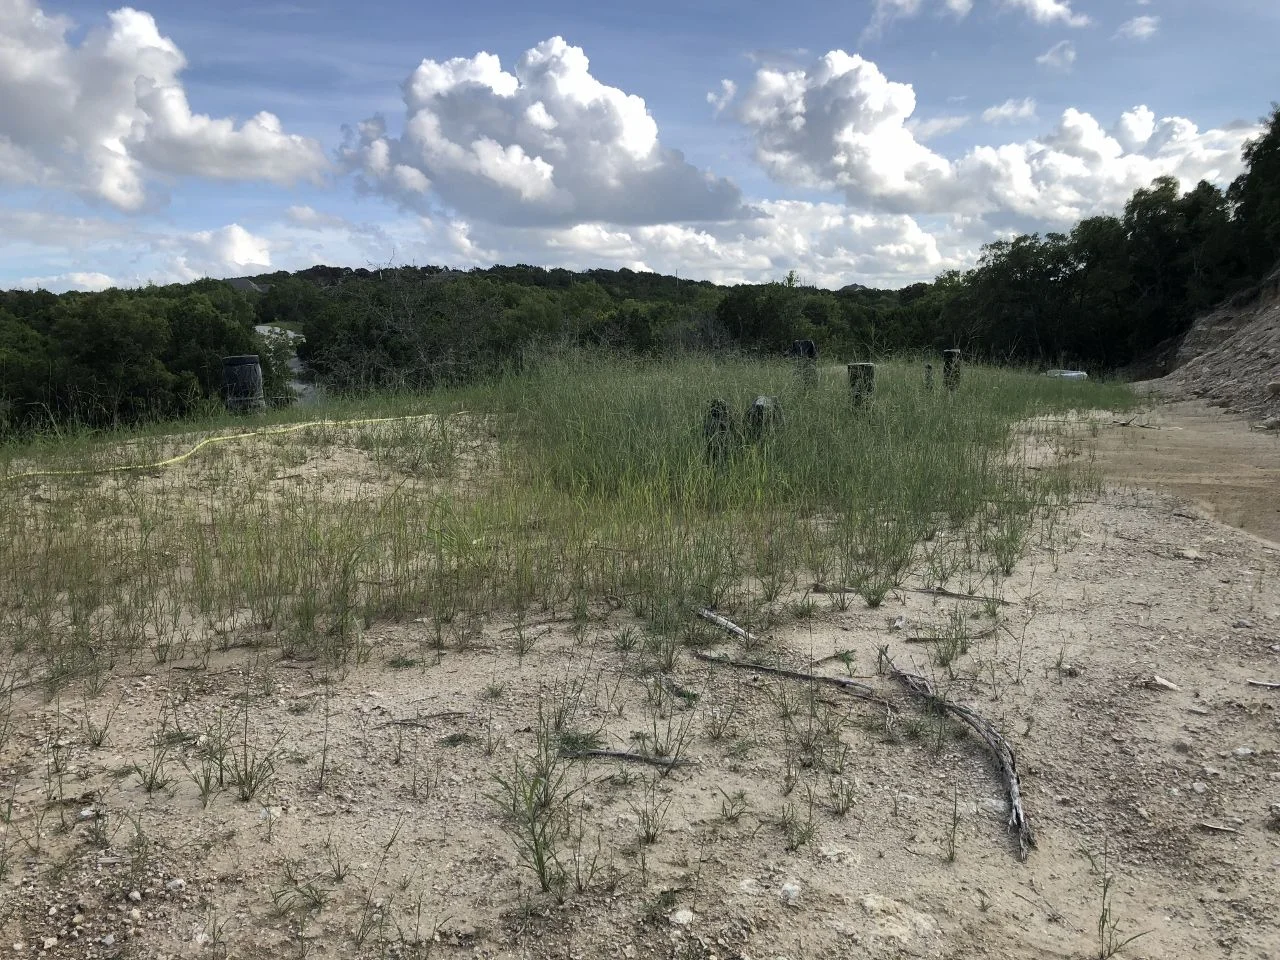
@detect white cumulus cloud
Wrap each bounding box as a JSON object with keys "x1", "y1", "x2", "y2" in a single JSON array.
[
  {"x1": 737, "y1": 51, "x2": 952, "y2": 212},
  {"x1": 1115, "y1": 16, "x2": 1160, "y2": 40},
  {"x1": 15, "y1": 271, "x2": 117, "y2": 293},
  {"x1": 864, "y1": 0, "x2": 1085, "y2": 37},
  {"x1": 1001, "y1": 0, "x2": 1090, "y2": 27},
  {"x1": 285, "y1": 205, "x2": 349, "y2": 230},
  {"x1": 0, "y1": 0, "x2": 328, "y2": 212},
  {"x1": 340, "y1": 36, "x2": 745, "y2": 226},
  {"x1": 1036, "y1": 40, "x2": 1078, "y2": 69},
  {"x1": 171, "y1": 224, "x2": 272, "y2": 280},
  {"x1": 982, "y1": 98, "x2": 1038, "y2": 124},
  {"x1": 422, "y1": 200, "x2": 958, "y2": 288},
  {"x1": 707, "y1": 79, "x2": 737, "y2": 114},
  {"x1": 908, "y1": 114, "x2": 972, "y2": 140},
  {"x1": 733, "y1": 50, "x2": 1257, "y2": 229}
]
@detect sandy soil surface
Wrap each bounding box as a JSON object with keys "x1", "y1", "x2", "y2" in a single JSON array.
[
  {"x1": 1093, "y1": 399, "x2": 1280, "y2": 546},
  {"x1": 2, "y1": 405, "x2": 1278, "y2": 960}
]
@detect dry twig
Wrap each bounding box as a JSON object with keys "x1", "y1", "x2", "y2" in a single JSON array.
[
  {"x1": 562, "y1": 749, "x2": 692, "y2": 770},
  {"x1": 884, "y1": 655, "x2": 1035, "y2": 861}
]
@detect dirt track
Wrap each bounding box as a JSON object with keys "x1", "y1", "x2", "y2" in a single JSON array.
[{"x1": 1094, "y1": 399, "x2": 1280, "y2": 546}]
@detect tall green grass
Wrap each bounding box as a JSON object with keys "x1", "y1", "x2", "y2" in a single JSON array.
[{"x1": 0, "y1": 351, "x2": 1135, "y2": 694}]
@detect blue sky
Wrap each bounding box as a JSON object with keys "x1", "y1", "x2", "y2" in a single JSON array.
[{"x1": 2, "y1": 0, "x2": 1277, "y2": 291}]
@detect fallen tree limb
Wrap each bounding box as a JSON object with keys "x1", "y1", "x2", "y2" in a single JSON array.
[
  {"x1": 808, "y1": 649, "x2": 858, "y2": 667},
  {"x1": 809, "y1": 582, "x2": 856, "y2": 594},
  {"x1": 884, "y1": 655, "x2": 1035, "y2": 861},
  {"x1": 697, "y1": 607, "x2": 762, "y2": 645},
  {"x1": 562, "y1": 749, "x2": 693, "y2": 770},
  {"x1": 1196, "y1": 821, "x2": 1240, "y2": 835},
  {"x1": 811, "y1": 582, "x2": 1012, "y2": 607},
  {"x1": 1246, "y1": 679, "x2": 1280, "y2": 690},
  {"x1": 906, "y1": 586, "x2": 1013, "y2": 607},
  {"x1": 693, "y1": 609, "x2": 1028, "y2": 859},
  {"x1": 377, "y1": 710, "x2": 468, "y2": 729},
  {"x1": 689, "y1": 648, "x2": 892, "y2": 710},
  {"x1": 1111, "y1": 418, "x2": 1161, "y2": 430},
  {"x1": 903, "y1": 627, "x2": 998, "y2": 645}
]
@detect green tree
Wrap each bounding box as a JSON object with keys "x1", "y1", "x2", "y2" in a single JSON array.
[{"x1": 1228, "y1": 104, "x2": 1280, "y2": 281}]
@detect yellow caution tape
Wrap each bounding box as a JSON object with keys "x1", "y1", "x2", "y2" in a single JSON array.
[{"x1": 1, "y1": 413, "x2": 441, "y2": 485}]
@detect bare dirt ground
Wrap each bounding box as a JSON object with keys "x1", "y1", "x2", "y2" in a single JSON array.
[
  {"x1": 3, "y1": 406, "x2": 1279, "y2": 960},
  {"x1": 1093, "y1": 398, "x2": 1280, "y2": 545}
]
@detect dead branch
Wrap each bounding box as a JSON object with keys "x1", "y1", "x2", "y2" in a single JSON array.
[
  {"x1": 562, "y1": 749, "x2": 693, "y2": 770},
  {"x1": 689, "y1": 649, "x2": 892, "y2": 710},
  {"x1": 376, "y1": 710, "x2": 468, "y2": 728},
  {"x1": 697, "y1": 608, "x2": 762, "y2": 644},
  {"x1": 906, "y1": 586, "x2": 1013, "y2": 607},
  {"x1": 808, "y1": 649, "x2": 858, "y2": 667},
  {"x1": 885, "y1": 656, "x2": 1035, "y2": 861},
  {"x1": 903, "y1": 627, "x2": 998, "y2": 645},
  {"x1": 811, "y1": 582, "x2": 1012, "y2": 606},
  {"x1": 1196, "y1": 822, "x2": 1240, "y2": 835},
  {"x1": 1135, "y1": 675, "x2": 1181, "y2": 692},
  {"x1": 809, "y1": 582, "x2": 855, "y2": 594},
  {"x1": 1246, "y1": 679, "x2": 1280, "y2": 690},
  {"x1": 1111, "y1": 418, "x2": 1161, "y2": 430}
]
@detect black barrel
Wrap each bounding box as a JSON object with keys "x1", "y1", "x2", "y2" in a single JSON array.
[{"x1": 222, "y1": 355, "x2": 265, "y2": 412}]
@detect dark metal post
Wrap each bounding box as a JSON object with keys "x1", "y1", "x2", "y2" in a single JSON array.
[
  {"x1": 704, "y1": 399, "x2": 734, "y2": 466},
  {"x1": 790, "y1": 340, "x2": 818, "y2": 389},
  {"x1": 943, "y1": 350, "x2": 961, "y2": 392},
  {"x1": 848, "y1": 363, "x2": 876, "y2": 406}
]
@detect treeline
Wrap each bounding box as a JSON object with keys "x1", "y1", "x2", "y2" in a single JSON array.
[
  {"x1": 3, "y1": 105, "x2": 1278, "y2": 433},
  {"x1": 0, "y1": 281, "x2": 292, "y2": 432},
  {"x1": 935, "y1": 104, "x2": 1280, "y2": 368}
]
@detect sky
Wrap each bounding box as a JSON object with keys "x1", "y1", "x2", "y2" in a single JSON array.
[{"x1": 1, "y1": 0, "x2": 1277, "y2": 292}]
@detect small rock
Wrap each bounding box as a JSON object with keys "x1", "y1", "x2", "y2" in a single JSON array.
[
  {"x1": 1233, "y1": 747, "x2": 1256, "y2": 760},
  {"x1": 1232, "y1": 619, "x2": 1255, "y2": 629},
  {"x1": 127, "y1": 890, "x2": 141, "y2": 903},
  {"x1": 1192, "y1": 782, "x2": 1207, "y2": 794},
  {"x1": 129, "y1": 908, "x2": 141, "y2": 922},
  {"x1": 670, "y1": 908, "x2": 694, "y2": 927},
  {"x1": 101, "y1": 935, "x2": 115, "y2": 948},
  {"x1": 780, "y1": 880, "x2": 802, "y2": 906},
  {"x1": 1175, "y1": 548, "x2": 1203, "y2": 561},
  {"x1": 1203, "y1": 766, "x2": 1222, "y2": 777},
  {"x1": 165, "y1": 879, "x2": 186, "y2": 892},
  {"x1": 42, "y1": 938, "x2": 58, "y2": 951}
]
